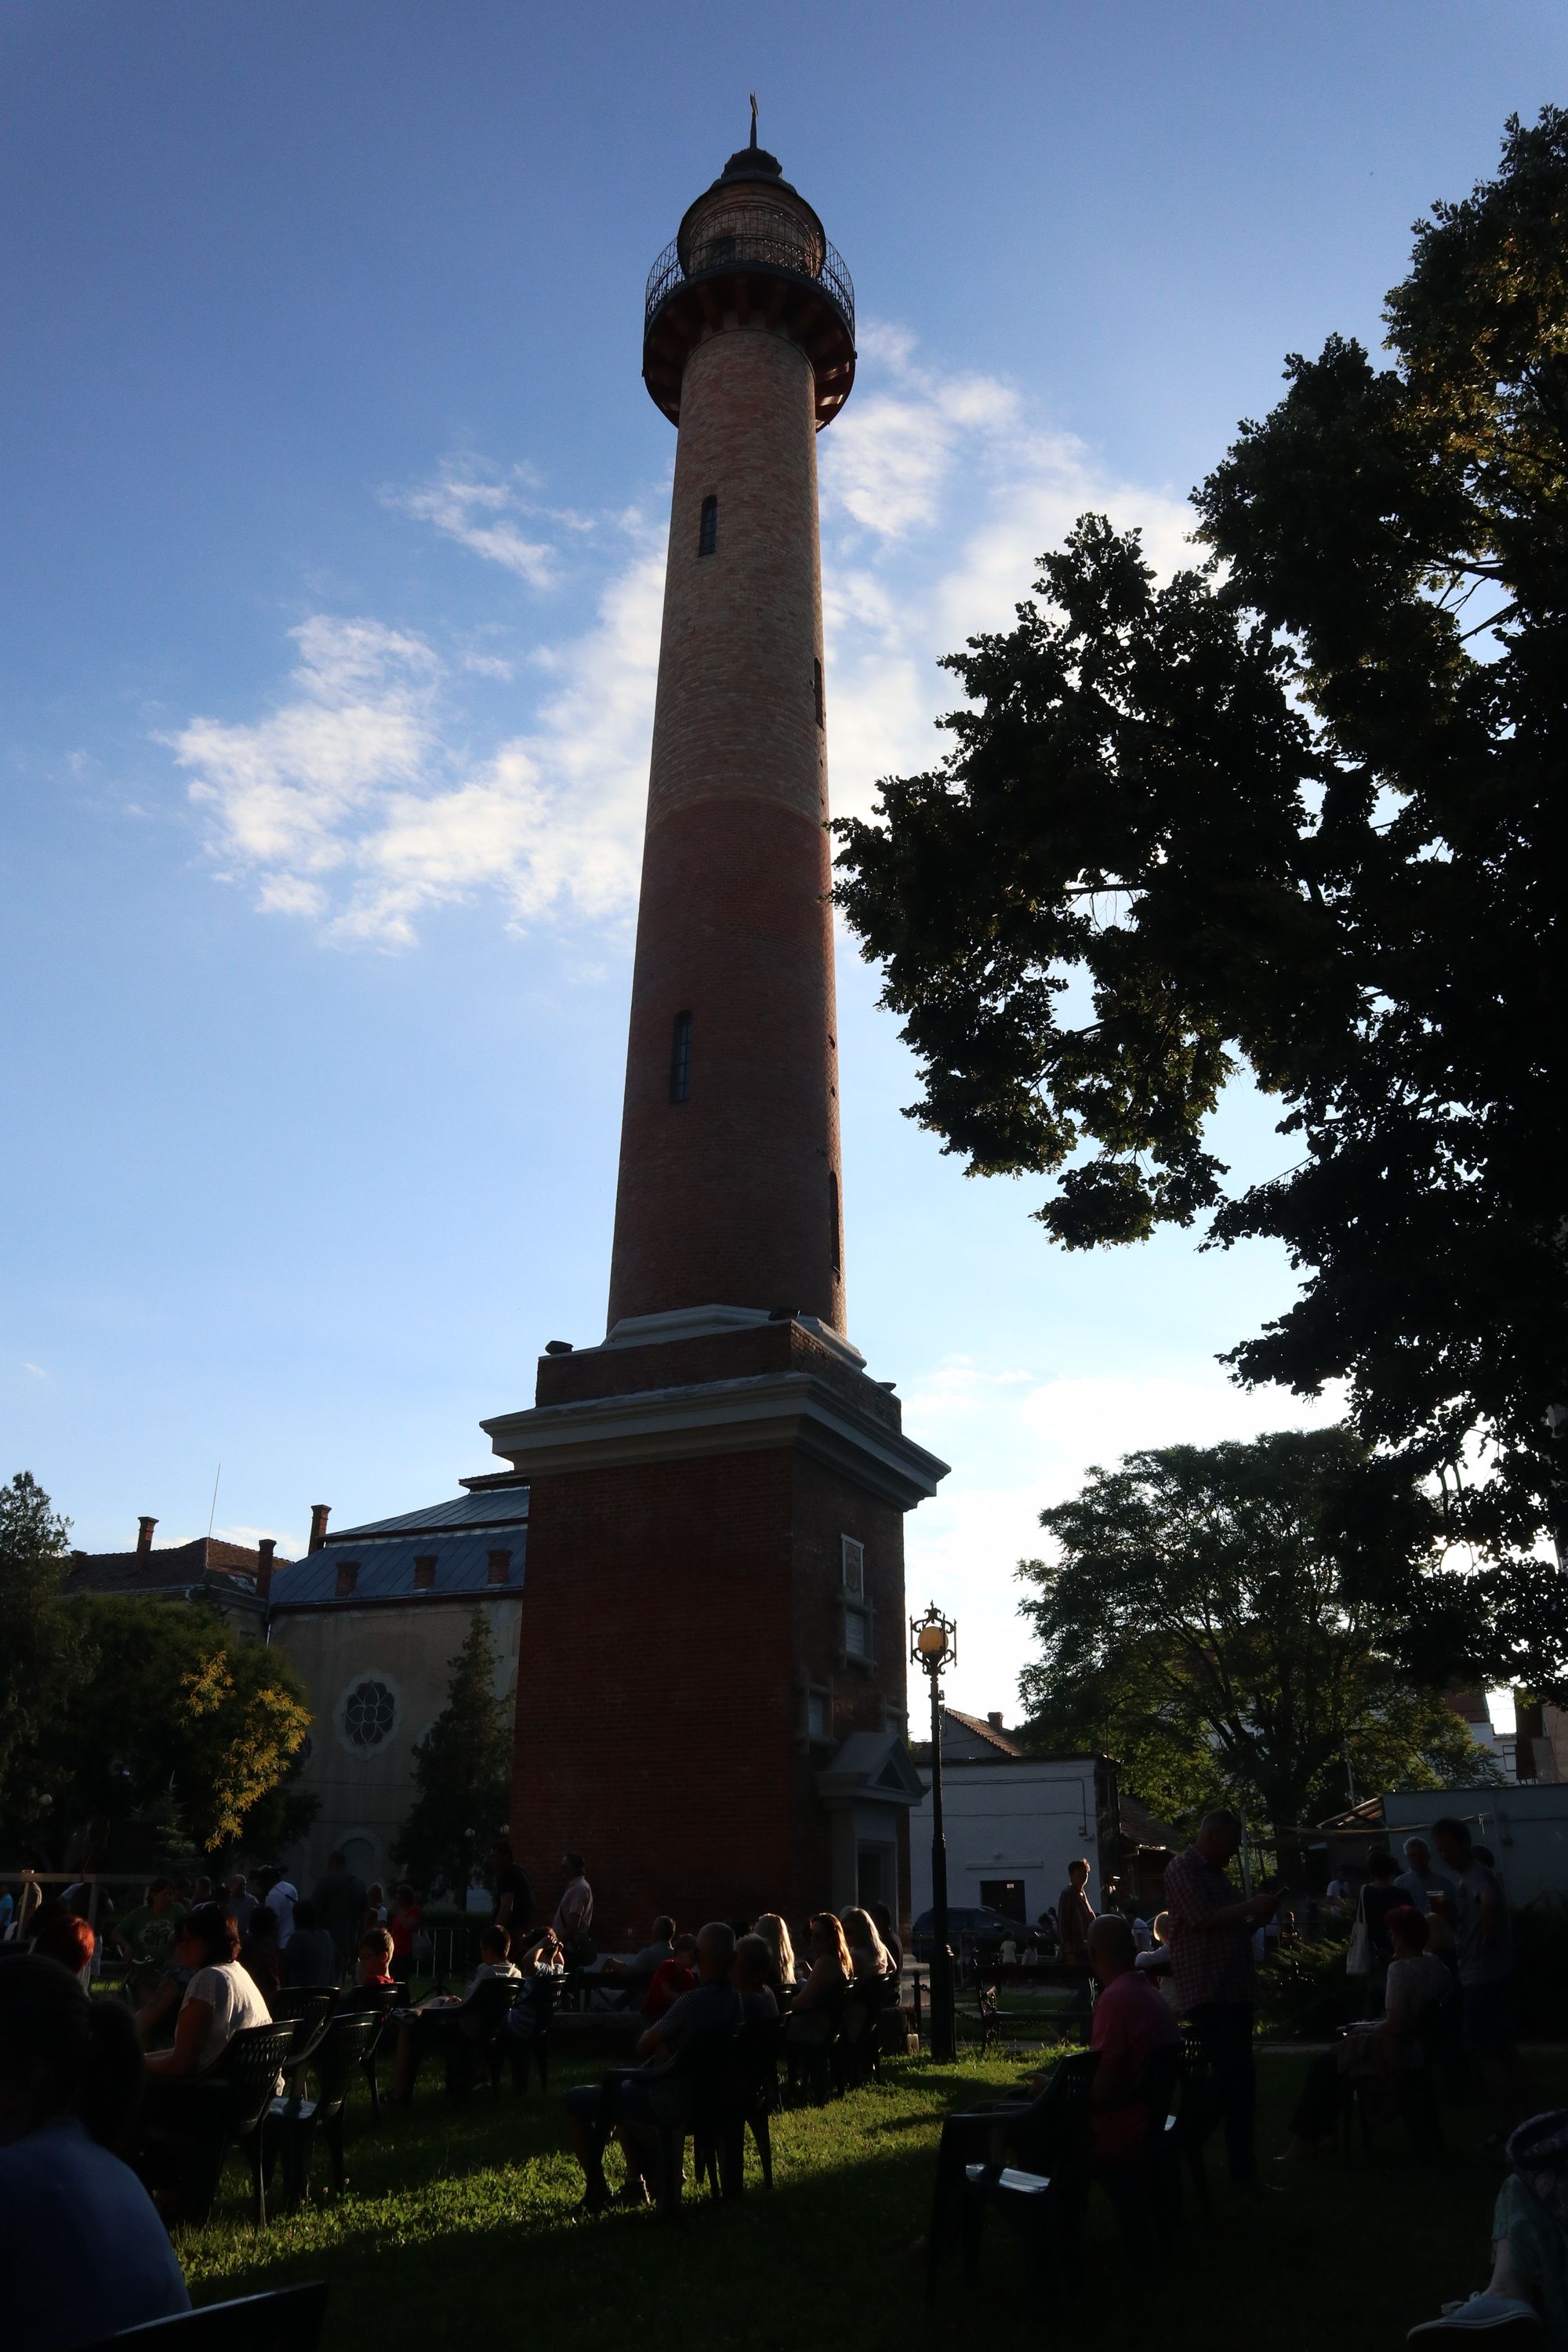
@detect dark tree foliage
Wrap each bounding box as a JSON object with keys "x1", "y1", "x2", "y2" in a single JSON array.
[
  {"x1": 1018, "y1": 1428, "x2": 1497, "y2": 1857},
  {"x1": 836, "y1": 111, "x2": 1568, "y2": 1679},
  {"x1": 0, "y1": 1472, "x2": 86, "y2": 1848},
  {"x1": 396, "y1": 1611, "x2": 512, "y2": 1900}
]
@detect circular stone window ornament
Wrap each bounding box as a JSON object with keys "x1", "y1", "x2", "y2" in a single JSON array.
[{"x1": 341, "y1": 1677, "x2": 397, "y2": 1751}]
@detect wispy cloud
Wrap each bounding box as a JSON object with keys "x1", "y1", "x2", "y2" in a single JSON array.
[
  {"x1": 383, "y1": 459, "x2": 562, "y2": 586},
  {"x1": 171, "y1": 334, "x2": 1196, "y2": 949}
]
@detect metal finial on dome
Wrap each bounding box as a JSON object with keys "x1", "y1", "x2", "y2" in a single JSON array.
[{"x1": 749, "y1": 92, "x2": 758, "y2": 150}]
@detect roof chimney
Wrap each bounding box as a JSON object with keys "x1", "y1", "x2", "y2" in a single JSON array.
[
  {"x1": 136, "y1": 1515, "x2": 157, "y2": 1557},
  {"x1": 308, "y1": 1504, "x2": 331, "y2": 1555},
  {"x1": 987, "y1": 1711, "x2": 1004, "y2": 1730},
  {"x1": 256, "y1": 1537, "x2": 276, "y2": 1602}
]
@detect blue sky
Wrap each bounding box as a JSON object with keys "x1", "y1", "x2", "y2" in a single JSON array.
[{"x1": 3, "y1": 2, "x2": 1562, "y2": 1718}]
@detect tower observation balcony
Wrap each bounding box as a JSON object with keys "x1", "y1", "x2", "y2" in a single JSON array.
[{"x1": 642, "y1": 143, "x2": 856, "y2": 430}]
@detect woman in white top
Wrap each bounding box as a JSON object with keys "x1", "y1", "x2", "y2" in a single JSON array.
[
  {"x1": 142, "y1": 1903, "x2": 271, "y2": 2079},
  {"x1": 1278, "y1": 1904, "x2": 1453, "y2": 2158}
]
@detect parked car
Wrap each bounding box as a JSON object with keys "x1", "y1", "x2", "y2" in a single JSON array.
[{"x1": 909, "y1": 1904, "x2": 1028, "y2": 1958}]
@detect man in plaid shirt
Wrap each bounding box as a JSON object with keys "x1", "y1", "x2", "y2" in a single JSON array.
[{"x1": 1164, "y1": 1808, "x2": 1279, "y2": 2184}]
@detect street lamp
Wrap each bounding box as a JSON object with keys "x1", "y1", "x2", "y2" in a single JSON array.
[{"x1": 910, "y1": 1602, "x2": 957, "y2": 2063}]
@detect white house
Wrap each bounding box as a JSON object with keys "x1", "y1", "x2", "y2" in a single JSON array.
[{"x1": 908, "y1": 1708, "x2": 1122, "y2": 1928}]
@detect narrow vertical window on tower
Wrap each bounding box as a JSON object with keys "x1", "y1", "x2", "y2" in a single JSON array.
[
  {"x1": 697, "y1": 495, "x2": 717, "y2": 557},
  {"x1": 829, "y1": 1167, "x2": 841, "y2": 1272},
  {"x1": 813, "y1": 657, "x2": 824, "y2": 728},
  {"x1": 669, "y1": 1010, "x2": 692, "y2": 1103}
]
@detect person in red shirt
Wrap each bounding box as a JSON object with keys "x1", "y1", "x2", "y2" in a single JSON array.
[
  {"x1": 353, "y1": 1927, "x2": 397, "y2": 1991},
  {"x1": 1087, "y1": 1911, "x2": 1181, "y2": 2163},
  {"x1": 641, "y1": 1933, "x2": 698, "y2": 2020}
]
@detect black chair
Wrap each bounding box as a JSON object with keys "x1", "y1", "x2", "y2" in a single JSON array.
[
  {"x1": 1170, "y1": 2025, "x2": 1212, "y2": 2214},
  {"x1": 443, "y1": 1973, "x2": 519, "y2": 2095},
  {"x1": 268, "y1": 1985, "x2": 338, "y2": 2025},
  {"x1": 263, "y1": 2011, "x2": 384, "y2": 2209},
  {"x1": 138, "y1": 2022, "x2": 299, "y2": 2229},
  {"x1": 1340, "y1": 2005, "x2": 1449, "y2": 2155},
  {"x1": 734, "y1": 2014, "x2": 783, "y2": 2189},
  {"x1": 632, "y1": 2024, "x2": 742, "y2": 2216},
  {"x1": 74, "y1": 2281, "x2": 328, "y2": 2350},
  {"x1": 937, "y1": 2050, "x2": 1099, "y2": 2299}
]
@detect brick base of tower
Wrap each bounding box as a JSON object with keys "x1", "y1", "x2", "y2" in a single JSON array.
[{"x1": 485, "y1": 1317, "x2": 944, "y2": 1942}]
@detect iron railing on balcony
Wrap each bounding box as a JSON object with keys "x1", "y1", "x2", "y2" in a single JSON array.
[{"x1": 644, "y1": 216, "x2": 855, "y2": 346}]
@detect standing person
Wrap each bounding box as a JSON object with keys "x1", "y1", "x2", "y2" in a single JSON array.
[
  {"x1": 553, "y1": 1853, "x2": 594, "y2": 1964},
  {"x1": 1163, "y1": 1809, "x2": 1279, "y2": 2187},
  {"x1": 488, "y1": 1842, "x2": 533, "y2": 1952},
  {"x1": 239, "y1": 1904, "x2": 281, "y2": 2002},
  {"x1": 0, "y1": 1958, "x2": 191, "y2": 2348},
  {"x1": 388, "y1": 1883, "x2": 423, "y2": 1994},
  {"x1": 1057, "y1": 1858, "x2": 1096, "y2": 1969},
  {"x1": 310, "y1": 1852, "x2": 367, "y2": 1976},
  {"x1": 361, "y1": 1883, "x2": 388, "y2": 1932},
  {"x1": 1432, "y1": 1815, "x2": 1526, "y2": 2135},
  {"x1": 1395, "y1": 1836, "x2": 1456, "y2": 1916},
  {"x1": 111, "y1": 1880, "x2": 185, "y2": 1976},
  {"x1": 278, "y1": 1900, "x2": 338, "y2": 1989},
  {"x1": 1359, "y1": 1849, "x2": 1406, "y2": 2017},
  {"x1": 263, "y1": 1870, "x2": 298, "y2": 1948},
  {"x1": 225, "y1": 1875, "x2": 256, "y2": 1939}
]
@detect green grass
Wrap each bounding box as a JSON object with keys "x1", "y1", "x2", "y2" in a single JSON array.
[{"x1": 180, "y1": 2046, "x2": 1568, "y2": 2351}]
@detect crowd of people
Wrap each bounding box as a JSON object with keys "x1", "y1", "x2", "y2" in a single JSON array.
[{"x1": 2, "y1": 1820, "x2": 1565, "y2": 2349}]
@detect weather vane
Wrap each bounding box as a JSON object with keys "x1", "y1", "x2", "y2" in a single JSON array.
[{"x1": 749, "y1": 91, "x2": 759, "y2": 150}]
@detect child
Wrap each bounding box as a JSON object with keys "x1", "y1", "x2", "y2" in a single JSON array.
[{"x1": 354, "y1": 1926, "x2": 397, "y2": 1991}]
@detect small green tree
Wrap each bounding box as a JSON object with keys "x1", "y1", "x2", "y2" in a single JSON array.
[
  {"x1": 0, "y1": 1472, "x2": 89, "y2": 1851},
  {"x1": 1017, "y1": 1428, "x2": 1497, "y2": 1869},
  {"x1": 396, "y1": 1611, "x2": 512, "y2": 1899},
  {"x1": 49, "y1": 1592, "x2": 313, "y2": 1853}
]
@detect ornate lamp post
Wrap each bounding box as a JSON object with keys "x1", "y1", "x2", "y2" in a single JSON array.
[{"x1": 910, "y1": 1603, "x2": 957, "y2": 2063}]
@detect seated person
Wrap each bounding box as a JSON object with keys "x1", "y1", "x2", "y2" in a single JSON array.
[
  {"x1": 870, "y1": 1903, "x2": 903, "y2": 1976},
  {"x1": 142, "y1": 1902, "x2": 272, "y2": 2083},
  {"x1": 1407, "y1": 2107, "x2": 1568, "y2": 2344},
  {"x1": 561, "y1": 1921, "x2": 742, "y2": 2215},
  {"x1": 601, "y1": 1916, "x2": 677, "y2": 2006},
  {"x1": 733, "y1": 1934, "x2": 781, "y2": 2024},
  {"x1": 349, "y1": 1926, "x2": 397, "y2": 1995},
  {"x1": 32, "y1": 1914, "x2": 95, "y2": 1989},
  {"x1": 505, "y1": 1933, "x2": 565, "y2": 2053},
  {"x1": 642, "y1": 1933, "x2": 698, "y2": 2020},
  {"x1": 390, "y1": 1926, "x2": 521, "y2": 2100},
  {"x1": 1082, "y1": 1912, "x2": 1180, "y2": 2166},
  {"x1": 1280, "y1": 1904, "x2": 1453, "y2": 2158},
  {"x1": 750, "y1": 1912, "x2": 797, "y2": 1992},
  {"x1": 785, "y1": 1914, "x2": 851, "y2": 2045},
  {"x1": 239, "y1": 1904, "x2": 282, "y2": 2001},
  {"x1": 279, "y1": 1897, "x2": 339, "y2": 1988},
  {"x1": 843, "y1": 1907, "x2": 900, "y2": 1998},
  {"x1": 0, "y1": 1956, "x2": 191, "y2": 2347}
]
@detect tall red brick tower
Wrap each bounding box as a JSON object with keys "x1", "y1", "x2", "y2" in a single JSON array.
[{"x1": 485, "y1": 129, "x2": 946, "y2": 1944}]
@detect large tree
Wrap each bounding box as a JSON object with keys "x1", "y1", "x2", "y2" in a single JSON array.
[
  {"x1": 1018, "y1": 1428, "x2": 1496, "y2": 1862},
  {"x1": 396, "y1": 1611, "x2": 512, "y2": 1900},
  {"x1": 836, "y1": 110, "x2": 1568, "y2": 1683},
  {"x1": 0, "y1": 1472, "x2": 313, "y2": 1860}
]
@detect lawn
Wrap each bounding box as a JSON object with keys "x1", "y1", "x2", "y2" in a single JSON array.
[{"x1": 180, "y1": 2043, "x2": 1568, "y2": 2352}]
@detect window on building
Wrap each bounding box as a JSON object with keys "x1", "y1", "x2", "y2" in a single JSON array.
[
  {"x1": 841, "y1": 1535, "x2": 864, "y2": 1597},
  {"x1": 413, "y1": 1555, "x2": 436, "y2": 1590},
  {"x1": 829, "y1": 1168, "x2": 841, "y2": 1273},
  {"x1": 813, "y1": 657, "x2": 824, "y2": 727},
  {"x1": 334, "y1": 1559, "x2": 358, "y2": 1598},
  {"x1": 883, "y1": 1703, "x2": 909, "y2": 1743},
  {"x1": 343, "y1": 1678, "x2": 395, "y2": 1748},
  {"x1": 698, "y1": 495, "x2": 718, "y2": 557},
  {"x1": 805, "y1": 1685, "x2": 833, "y2": 1743},
  {"x1": 844, "y1": 1604, "x2": 870, "y2": 1661},
  {"x1": 669, "y1": 1010, "x2": 692, "y2": 1103},
  {"x1": 488, "y1": 1548, "x2": 512, "y2": 1585}
]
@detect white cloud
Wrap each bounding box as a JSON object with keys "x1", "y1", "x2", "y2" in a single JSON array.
[
  {"x1": 898, "y1": 1357, "x2": 1348, "y2": 1719},
  {"x1": 385, "y1": 460, "x2": 559, "y2": 586},
  {"x1": 171, "y1": 339, "x2": 1196, "y2": 947}
]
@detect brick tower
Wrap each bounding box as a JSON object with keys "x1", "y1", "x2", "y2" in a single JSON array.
[{"x1": 485, "y1": 129, "x2": 946, "y2": 1944}]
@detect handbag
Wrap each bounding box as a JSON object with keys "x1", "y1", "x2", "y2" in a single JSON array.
[{"x1": 1345, "y1": 1890, "x2": 1371, "y2": 1977}]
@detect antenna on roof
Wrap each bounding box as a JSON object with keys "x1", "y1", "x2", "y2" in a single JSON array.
[
  {"x1": 207, "y1": 1461, "x2": 222, "y2": 1543},
  {"x1": 749, "y1": 91, "x2": 758, "y2": 151}
]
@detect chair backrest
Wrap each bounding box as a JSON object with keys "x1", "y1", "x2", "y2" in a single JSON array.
[
  {"x1": 210, "y1": 2022, "x2": 299, "y2": 2132},
  {"x1": 269, "y1": 1986, "x2": 337, "y2": 2023},
  {"x1": 464, "y1": 1973, "x2": 517, "y2": 2034},
  {"x1": 736, "y1": 2015, "x2": 782, "y2": 2103},
  {"x1": 671, "y1": 2017, "x2": 743, "y2": 2123},
  {"x1": 308, "y1": 2011, "x2": 384, "y2": 2107},
  {"x1": 1015, "y1": 2048, "x2": 1099, "y2": 2171},
  {"x1": 1129, "y1": 2039, "x2": 1181, "y2": 2134},
  {"x1": 278, "y1": 1991, "x2": 336, "y2": 2059},
  {"x1": 74, "y1": 2279, "x2": 328, "y2": 2351}
]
